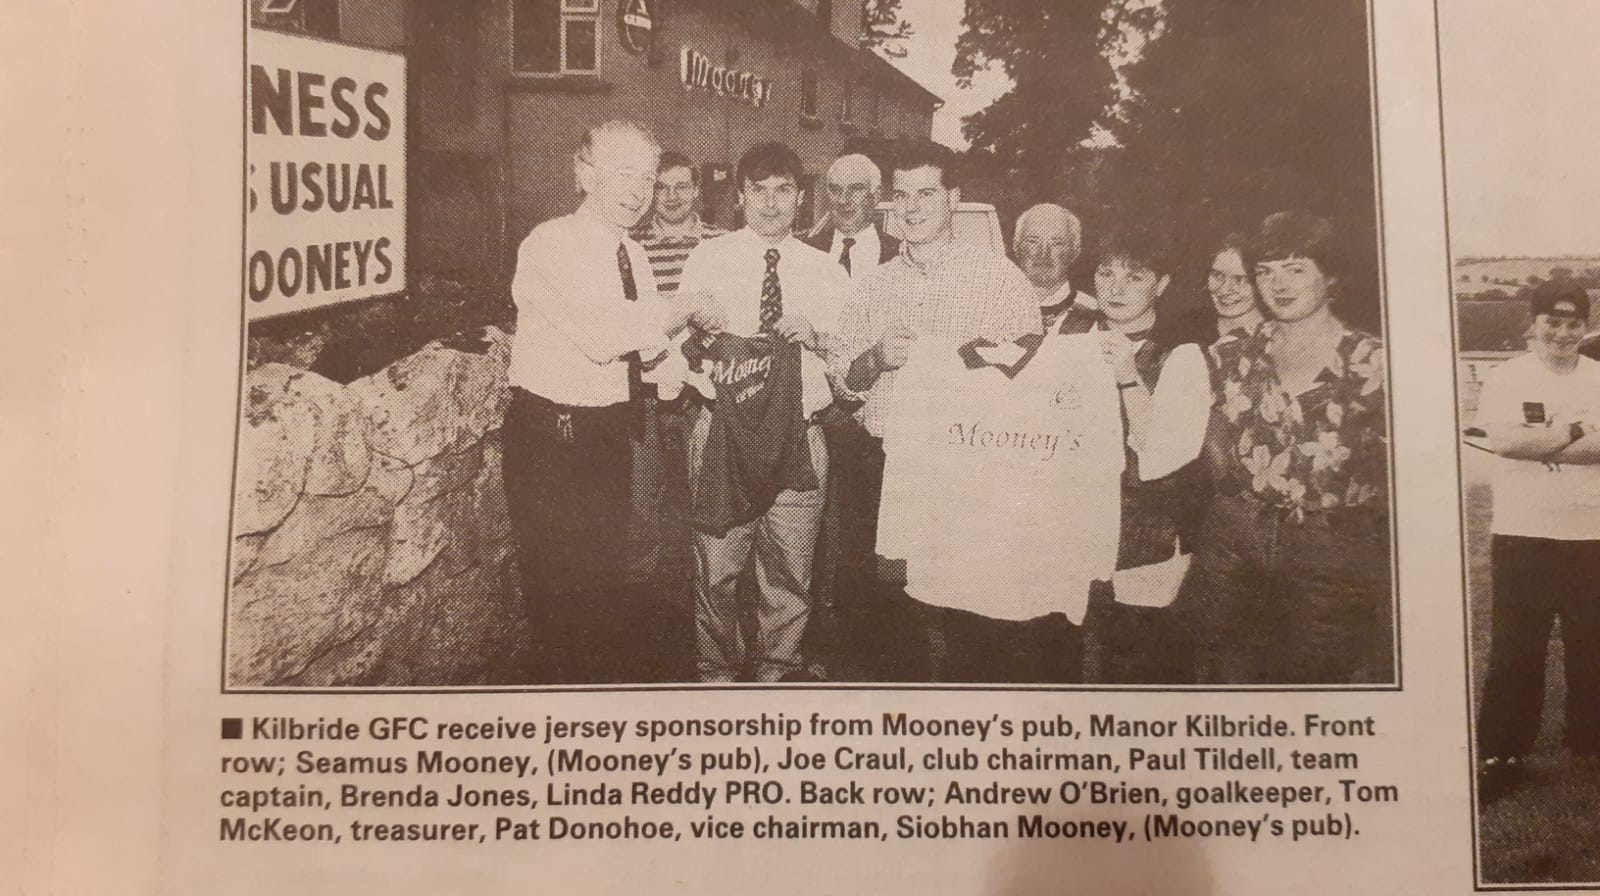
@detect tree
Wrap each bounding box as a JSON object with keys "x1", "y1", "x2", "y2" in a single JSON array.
[
  {"x1": 953, "y1": 0, "x2": 1116, "y2": 197},
  {"x1": 954, "y1": 0, "x2": 1382, "y2": 331},
  {"x1": 862, "y1": 0, "x2": 913, "y2": 57}
]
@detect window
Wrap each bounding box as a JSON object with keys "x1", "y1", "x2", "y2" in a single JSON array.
[
  {"x1": 513, "y1": 0, "x2": 600, "y2": 75},
  {"x1": 801, "y1": 70, "x2": 819, "y2": 119},
  {"x1": 840, "y1": 79, "x2": 855, "y2": 122}
]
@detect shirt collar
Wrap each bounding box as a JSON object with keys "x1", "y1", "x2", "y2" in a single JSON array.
[
  {"x1": 899, "y1": 237, "x2": 977, "y2": 276},
  {"x1": 833, "y1": 225, "x2": 879, "y2": 252},
  {"x1": 574, "y1": 206, "x2": 629, "y2": 241},
  {"x1": 1040, "y1": 281, "x2": 1093, "y2": 313},
  {"x1": 734, "y1": 227, "x2": 800, "y2": 255},
  {"x1": 643, "y1": 215, "x2": 705, "y2": 242}
]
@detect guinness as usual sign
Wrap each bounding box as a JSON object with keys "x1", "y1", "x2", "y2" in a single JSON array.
[{"x1": 680, "y1": 46, "x2": 774, "y2": 108}]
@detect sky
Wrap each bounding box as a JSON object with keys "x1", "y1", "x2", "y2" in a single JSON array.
[
  {"x1": 1439, "y1": 0, "x2": 1600, "y2": 257},
  {"x1": 875, "y1": 0, "x2": 1012, "y2": 148}
]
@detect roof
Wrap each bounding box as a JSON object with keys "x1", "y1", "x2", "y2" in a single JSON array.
[{"x1": 681, "y1": 0, "x2": 943, "y2": 109}]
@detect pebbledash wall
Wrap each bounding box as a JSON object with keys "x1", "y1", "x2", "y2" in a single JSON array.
[
  {"x1": 233, "y1": 0, "x2": 938, "y2": 686},
  {"x1": 407, "y1": 0, "x2": 941, "y2": 277}
]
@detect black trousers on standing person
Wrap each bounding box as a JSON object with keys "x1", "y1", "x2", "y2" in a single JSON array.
[
  {"x1": 814, "y1": 418, "x2": 896, "y2": 675},
  {"x1": 502, "y1": 387, "x2": 635, "y2": 684},
  {"x1": 1477, "y1": 534, "x2": 1600, "y2": 760},
  {"x1": 905, "y1": 596, "x2": 1083, "y2": 684}
]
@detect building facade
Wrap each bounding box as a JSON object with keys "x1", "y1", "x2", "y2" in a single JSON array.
[{"x1": 251, "y1": 0, "x2": 940, "y2": 289}]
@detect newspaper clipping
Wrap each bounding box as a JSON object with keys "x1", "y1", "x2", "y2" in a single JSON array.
[{"x1": 20, "y1": 0, "x2": 1579, "y2": 892}]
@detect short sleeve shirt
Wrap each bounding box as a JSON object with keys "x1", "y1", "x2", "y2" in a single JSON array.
[
  {"x1": 1212, "y1": 322, "x2": 1389, "y2": 520},
  {"x1": 1478, "y1": 352, "x2": 1600, "y2": 540}
]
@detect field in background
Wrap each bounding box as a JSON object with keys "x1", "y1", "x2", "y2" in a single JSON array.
[
  {"x1": 1454, "y1": 257, "x2": 1600, "y2": 297},
  {"x1": 1463, "y1": 448, "x2": 1600, "y2": 884}
]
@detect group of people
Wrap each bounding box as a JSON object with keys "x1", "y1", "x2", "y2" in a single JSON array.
[{"x1": 501, "y1": 119, "x2": 1393, "y2": 687}]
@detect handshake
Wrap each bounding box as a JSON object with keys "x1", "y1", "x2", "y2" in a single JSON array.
[{"x1": 667, "y1": 291, "x2": 730, "y2": 337}]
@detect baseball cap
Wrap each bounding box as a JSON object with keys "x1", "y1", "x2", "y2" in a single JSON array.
[{"x1": 1530, "y1": 282, "x2": 1591, "y2": 320}]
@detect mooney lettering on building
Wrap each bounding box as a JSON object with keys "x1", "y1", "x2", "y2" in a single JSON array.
[
  {"x1": 680, "y1": 46, "x2": 774, "y2": 108},
  {"x1": 245, "y1": 28, "x2": 406, "y2": 319}
]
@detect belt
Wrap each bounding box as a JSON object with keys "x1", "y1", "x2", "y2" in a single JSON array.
[{"x1": 513, "y1": 388, "x2": 633, "y2": 444}]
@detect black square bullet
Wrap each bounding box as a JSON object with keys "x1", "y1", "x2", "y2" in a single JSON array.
[{"x1": 221, "y1": 718, "x2": 243, "y2": 739}]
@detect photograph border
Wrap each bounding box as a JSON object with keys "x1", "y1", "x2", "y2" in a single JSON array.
[
  {"x1": 220, "y1": 0, "x2": 1404, "y2": 697},
  {"x1": 1432, "y1": 0, "x2": 1600, "y2": 887}
]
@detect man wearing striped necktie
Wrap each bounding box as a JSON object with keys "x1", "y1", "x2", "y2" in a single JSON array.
[{"x1": 677, "y1": 142, "x2": 851, "y2": 682}]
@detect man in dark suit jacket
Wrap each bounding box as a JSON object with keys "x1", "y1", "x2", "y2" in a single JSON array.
[
  {"x1": 802, "y1": 154, "x2": 900, "y2": 278},
  {"x1": 802, "y1": 153, "x2": 899, "y2": 678}
]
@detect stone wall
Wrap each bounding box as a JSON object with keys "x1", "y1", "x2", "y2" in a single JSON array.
[{"x1": 228, "y1": 327, "x2": 526, "y2": 687}]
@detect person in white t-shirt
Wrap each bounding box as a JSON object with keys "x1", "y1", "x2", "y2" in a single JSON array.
[{"x1": 1475, "y1": 282, "x2": 1600, "y2": 803}]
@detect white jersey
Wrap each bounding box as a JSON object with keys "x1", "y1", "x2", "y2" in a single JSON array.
[
  {"x1": 1478, "y1": 352, "x2": 1600, "y2": 540},
  {"x1": 877, "y1": 333, "x2": 1124, "y2": 624}
]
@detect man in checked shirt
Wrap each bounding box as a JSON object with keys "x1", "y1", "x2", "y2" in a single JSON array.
[{"x1": 832, "y1": 139, "x2": 1045, "y2": 681}]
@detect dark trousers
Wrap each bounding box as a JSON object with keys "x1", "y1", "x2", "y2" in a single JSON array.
[
  {"x1": 909, "y1": 596, "x2": 1083, "y2": 684},
  {"x1": 502, "y1": 388, "x2": 634, "y2": 684},
  {"x1": 1185, "y1": 494, "x2": 1393, "y2": 685},
  {"x1": 829, "y1": 423, "x2": 887, "y2": 606},
  {"x1": 1478, "y1": 534, "x2": 1600, "y2": 759},
  {"x1": 626, "y1": 396, "x2": 693, "y2": 584},
  {"x1": 1084, "y1": 580, "x2": 1197, "y2": 684},
  {"x1": 811, "y1": 421, "x2": 902, "y2": 676}
]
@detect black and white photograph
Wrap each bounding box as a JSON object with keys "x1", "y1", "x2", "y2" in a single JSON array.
[
  {"x1": 1443, "y1": 0, "x2": 1600, "y2": 886},
  {"x1": 227, "y1": 0, "x2": 1395, "y2": 690}
]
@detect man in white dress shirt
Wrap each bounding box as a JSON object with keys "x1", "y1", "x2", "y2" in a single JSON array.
[
  {"x1": 833, "y1": 140, "x2": 1046, "y2": 681},
  {"x1": 801, "y1": 153, "x2": 901, "y2": 275},
  {"x1": 501, "y1": 120, "x2": 723, "y2": 684},
  {"x1": 800, "y1": 153, "x2": 902, "y2": 633},
  {"x1": 676, "y1": 142, "x2": 850, "y2": 682}
]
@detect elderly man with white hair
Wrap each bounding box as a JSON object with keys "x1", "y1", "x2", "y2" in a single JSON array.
[
  {"x1": 802, "y1": 153, "x2": 900, "y2": 276},
  {"x1": 801, "y1": 152, "x2": 901, "y2": 675},
  {"x1": 1013, "y1": 202, "x2": 1097, "y2": 331},
  {"x1": 502, "y1": 120, "x2": 725, "y2": 683}
]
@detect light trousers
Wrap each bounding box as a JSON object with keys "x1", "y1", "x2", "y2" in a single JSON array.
[{"x1": 688, "y1": 408, "x2": 827, "y2": 682}]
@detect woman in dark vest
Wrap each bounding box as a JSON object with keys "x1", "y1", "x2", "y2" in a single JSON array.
[{"x1": 1073, "y1": 219, "x2": 1212, "y2": 683}]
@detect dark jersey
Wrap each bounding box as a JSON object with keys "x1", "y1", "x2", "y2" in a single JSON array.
[{"x1": 685, "y1": 333, "x2": 818, "y2": 535}]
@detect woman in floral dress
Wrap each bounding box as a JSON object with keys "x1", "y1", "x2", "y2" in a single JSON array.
[{"x1": 1187, "y1": 211, "x2": 1391, "y2": 684}]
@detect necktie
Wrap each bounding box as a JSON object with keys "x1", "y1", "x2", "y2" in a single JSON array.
[
  {"x1": 760, "y1": 247, "x2": 783, "y2": 333},
  {"x1": 838, "y1": 236, "x2": 855, "y2": 276},
  {"x1": 617, "y1": 242, "x2": 647, "y2": 420}
]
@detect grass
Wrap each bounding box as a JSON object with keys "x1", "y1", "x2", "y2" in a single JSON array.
[{"x1": 1464, "y1": 448, "x2": 1600, "y2": 885}]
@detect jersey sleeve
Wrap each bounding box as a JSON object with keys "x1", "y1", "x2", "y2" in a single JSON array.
[{"x1": 1135, "y1": 343, "x2": 1211, "y2": 481}]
